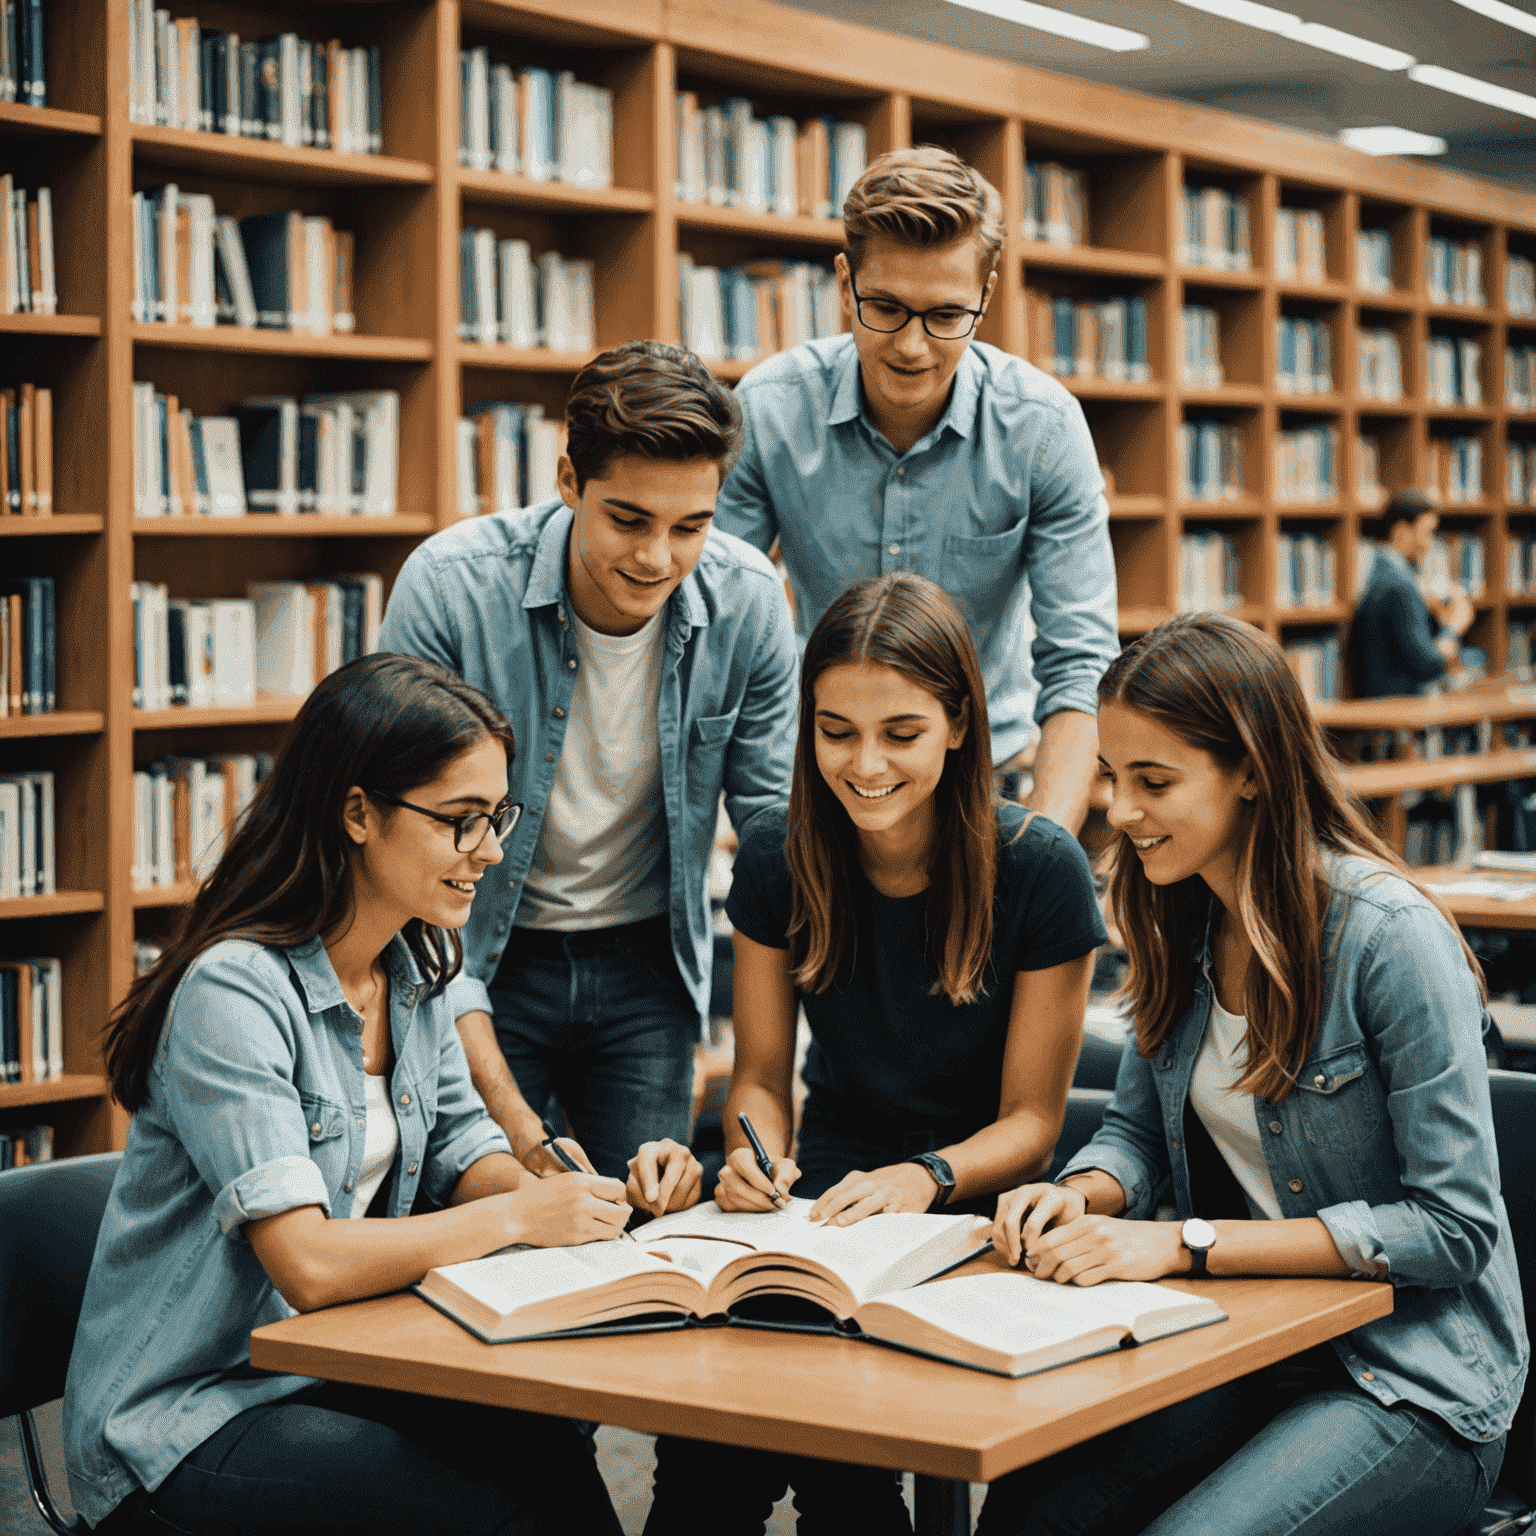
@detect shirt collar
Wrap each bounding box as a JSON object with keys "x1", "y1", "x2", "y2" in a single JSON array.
[
  {"x1": 283, "y1": 934, "x2": 424, "y2": 1014},
  {"x1": 1379, "y1": 545, "x2": 1415, "y2": 580},
  {"x1": 827, "y1": 342, "x2": 982, "y2": 444}
]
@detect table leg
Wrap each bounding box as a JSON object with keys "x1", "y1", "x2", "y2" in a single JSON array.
[{"x1": 913, "y1": 1473, "x2": 971, "y2": 1536}]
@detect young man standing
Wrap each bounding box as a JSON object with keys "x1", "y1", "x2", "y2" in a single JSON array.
[
  {"x1": 716, "y1": 146, "x2": 1119, "y2": 832},
  {"x1": 379, "y1": 342, "x2": 798, "y2": 1188}
]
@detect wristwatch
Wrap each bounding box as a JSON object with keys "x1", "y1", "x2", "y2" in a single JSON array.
[
  {"x1": 907, "y1": 1152, "x2": 957, "y2": 1212},
  {"x1": 1180, "y1": 1217, "x2": 1218, "y2": 1276}
]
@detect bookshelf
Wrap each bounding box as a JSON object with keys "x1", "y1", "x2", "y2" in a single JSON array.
[{"x1": 3, "y1": 0, "x2": 1534, "y2": 1161}]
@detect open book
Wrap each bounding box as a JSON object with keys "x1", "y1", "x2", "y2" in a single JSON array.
[{"x1": 415, "y1": 1200, "x2": 990, "y2": 1344}]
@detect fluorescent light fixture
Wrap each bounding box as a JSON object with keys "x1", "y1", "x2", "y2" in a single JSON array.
[
  {"x1": 1339, "y1": 125, "x2": 1448, "y2": 155},
  {"x1": 1293, "y1": 24, "x2": 1414, "y2": 70},
  {"x1": 940, "y1": 0, "x2": 1150, "y2": 51},
  {"x1": 1444, "y1": 0, "x2": 1536, "y2": 41},
  {"x1": 1163, "y1": 0, "x2": 1301, "y2": 34},
  {"x1": 1409, "y1": 62, "x2": 1536, "y2": 120}
]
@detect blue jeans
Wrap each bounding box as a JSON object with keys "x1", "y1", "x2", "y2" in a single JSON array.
[
  {"x1": 488, "y1": 920, "x2": 697, "y2": 1182},
  {"x1": 975, "y1": 1345, "x2": 1503, "y2": 1536}
]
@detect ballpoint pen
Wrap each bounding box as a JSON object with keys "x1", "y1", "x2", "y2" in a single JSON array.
[
  {"x1": 540, "y1": 1119, "x2": 638, "y2": 1239},
  {"x1": 736, "y1": 1112, "x2": 788, "y2": 1208}
]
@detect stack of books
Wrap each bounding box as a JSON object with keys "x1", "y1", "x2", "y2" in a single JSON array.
[
  {"x1": 1283, "y1": 633, "x2": 1342, "y2": 703},
  {"x1": 1356, "y1": 229, "x2": 1394, "y2": 293},
  {"x1": 1508, "y1": 442, "x2": 1536, "y2": 506},
  {"x1": 678, "y1": 255, "x2": 840, "y2": 363},
  {"x1": 131, "y1": 586, "x2": 256, "y2": 709},
  {"x1": 1, "y1": 576, "x2": 56, "y2": 717},
  {"x1": 457, "y1": 402, "x2": 565, "y2": 518},
  {"x1": 675, "y1": 96, "x2": 865, "y2": 219},
  {"x1": 1024, "y1": 292, "x2": 1150, "y2": 382},
  {"x1": 1177, "y1": 304, "x2": 1222, "y2": 388},
  {"x1": 1176, "y1": 532, "x2": 1241, "y2": 613},
  {"x1": 2, "y1": 176, "x2": 55, "y2": 315},
  {"x1": 1507, "y1": 345, "x2": 1535, "y2": 413},
  {"x1": 458, "y1": 234, "x2": 594, "y2": 353},
  {"x1": 1274, "y1": 425, "x2": 1339, "y2": 504},
  {"x1": 1509, "y1": 255, "x2": 1536, "y2": 317},
  {"x1": 1021, "y1": 161, "x2": 1087, "y2": 246},
  {"x1": 0, "y1": 960, "x2": 63, "y2": 1086},
  {"x1": 1425, "y1": 437, "x2": 1484, "y2": 505},
  {"x1": 132, "y1": 191, "x2": 355, "y2": 334},
  {"x1": 0, "y1": 1127, "x2": 56, "y2": 1167},
  {"x1": 128, "y1": 6, "x2": 382, "y2": 154},
  {"x1": 1, "y1": 0, "x2": 46, "y2": 105},
  {"x1": 1357, "y1": 330, "x2": 1403, "y2": 402},
  {"x1": 1357, "y1": 435, "x2": 1388, "y2": 509},
  {"x1": 1426, "y1": 335, "x2": 1483, "y2": 407},
  {"x1": 3, "y1": 383, "x2": 54, "y2": 516},
  {"x1": 1177, "y1": 185, "x2": 1250, "y2": 270},
  {"x1": 1426, "y1": 235, "x2": 1485, "y2": 306},
  {"x1": 131, "y1": 388, "x2": 246, "y2": 517},
  {"x1": 133, "y1": 754, "x2": 270, "y2": 889},
  {"x1": 249, "y1": 577, "x2": 383, "y2": 697},
  {"x1": 0, "y1": 769, "x2": 55, "y2": 898},
  {"x1": 459, "y1": 52, "x2": 612, "y2": 188},
  {"x1": 1274, "y1": 208, "x2": 1325, "y2": 282},
  {"x1": 1275, "y1": 532, "x2": 1337, "y2": 607},
  {"x1": 1276, "y1": 316, "x2": 1332, "y2": 394},
  {"x1": 1178, "y1": 421, "x2": 1245, "y2": 503}
]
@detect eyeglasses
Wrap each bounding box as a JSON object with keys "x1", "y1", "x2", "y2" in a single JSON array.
[
  {"x1": 849, "y1": 277, "x2": 986, "y2": 340},
  {"x1": 365, "y1": 790, "x2": 523, "y2": 852}
]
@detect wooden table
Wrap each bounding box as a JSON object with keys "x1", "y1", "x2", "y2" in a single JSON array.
[{"x1": 251, "y1": 1255, "x2": 1392, "y2": 1536}]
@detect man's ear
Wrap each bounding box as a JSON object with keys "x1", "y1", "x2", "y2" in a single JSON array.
[
  {"x1": 341, "y1": 786, "x2": 370, "y2": 846},
  {"x1": 555, "y1": 454, "x2": 582, "y2": 512}
]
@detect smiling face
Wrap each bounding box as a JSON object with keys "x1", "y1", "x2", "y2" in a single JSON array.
[
  {"x1": 1097, "y1": 701, "x2": 1255, "y2": 905},
  {"x1": 560, "y1": 452, "x2": 721, "y2": 637}
]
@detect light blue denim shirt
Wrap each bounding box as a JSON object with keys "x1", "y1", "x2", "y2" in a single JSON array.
[
  {"x1": 714, "y1": 334, "x2": 1120, "y2": 764},
  {"x1": 63, "y1": 935, "x2": 511, "y2": 1527},
  {"x1": 377, "y1": 501, "x2": 799, "y2": 1026},
  {"x1": 1060, "y1": 857, "x2": 1528, "y2": 1443}
]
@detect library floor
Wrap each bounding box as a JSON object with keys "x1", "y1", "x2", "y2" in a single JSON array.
[{"x1": 0, "y1": 1402, "x2": 986, "y2": 1531}]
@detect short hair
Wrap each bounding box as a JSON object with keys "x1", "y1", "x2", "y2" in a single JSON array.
[
  {"x1": 1364, "y1": 490, "x2": 1436, "y2": 542},
  {"x1": 564, "y1": 341, "x2": 743, "y2": 489},
  {"x1": 842, "y1": 147, "x2": 1005, "y2": 283}
]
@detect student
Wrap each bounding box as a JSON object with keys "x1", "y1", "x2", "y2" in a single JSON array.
[
  {"x1": 379, "y1": 342, "x2": 798, "y2": 1188},
  {"x1": 983, "y1": 611, "x2": 1526, "y2": 1536},
  {"x1": 715, "y1": 147, "x2": 1119, "y2": 831},
  {"x1": 639, "y1": 573, "x2": 1107, "y2": 1536},
  {"x1": 66, "y1": 654, "x2": 636, "y2": 1535}
]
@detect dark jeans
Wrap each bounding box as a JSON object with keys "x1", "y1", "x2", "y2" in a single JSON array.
[
  {"x1": 488, "y1": 917, "x2": 697, "y2": 1182},
  {"x1": 975, "y1": 1345, "x2": 1504, "y2": 1536},
  {"x1": 104, "y1": 1380, "x2": 621, "y2": 1536}
]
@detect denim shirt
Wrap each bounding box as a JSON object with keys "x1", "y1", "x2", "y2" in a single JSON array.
[
  {"x1": 1060, "y1": 858, "x2": 1529, "y2": 1443},
  {"x1": 714, "y1": 334, "x2": 1120, "y2": 763},
  {"x1": 63, "y1": 936, "x2": 511, "y2": 1527},
  {"x1": 377, "y1": 501, "x2": 798, "y2": 1027}
]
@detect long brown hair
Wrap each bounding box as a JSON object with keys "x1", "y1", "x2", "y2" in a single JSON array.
[
  {"x1": 1101, "y1": 612, "x2": 1484, "y2": 1103},
  {"x1": 787, "y1": 573, "x2": 998, "y2": 1005},
  {"x1": 105, "y1": 653, "x2": 515, "y2": 1111}
]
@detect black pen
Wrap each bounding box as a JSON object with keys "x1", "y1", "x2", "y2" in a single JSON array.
[
  {"x1": 737, "y1": 1112, "x2": 788, "y2": 1208},
  {"x1": 541, "y1": 1119, "x2": 637, "y2": 1240}
]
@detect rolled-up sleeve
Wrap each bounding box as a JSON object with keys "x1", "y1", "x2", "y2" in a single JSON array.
[
  {"x1": 419, "y1": 999, "x2": 513, "y2": 1207},
  {"x1": 1056, "y1": 1037, "x2": 1171, "y2": 1219}
]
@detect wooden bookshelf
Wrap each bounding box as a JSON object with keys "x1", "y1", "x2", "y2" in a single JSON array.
[{"x1": 4, "y1": 0, "x2": 1535, "y2": 1162}]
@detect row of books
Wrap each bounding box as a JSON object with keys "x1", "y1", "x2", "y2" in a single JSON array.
[
  {"x1": 1283, "y1": 631, "x2": 1342, "y2": 703},
  {"x1": 133, "y1": 387, "x2": 399, "y2": 518},
  {"x1": 675, "y1": 96, "x2": 865, "y2": 221},
  {"x1": 1426, "y1": 335, "x2": 1484, "y2": 408},
  {"x1": 2, "y1": 176, "x2": 54, "y2": 315},
  {"x1": 133, "y1": 753, "x2": 269, "y2": 888},
  {"x1": 1024, "y1": 292, "x2": 1151, "y2": 383},
  {"x1": 1178, "y1": 304, "x2": 1222, "y2": 389},
  {"x1": 458, "y1": 52, "x2": 612, "y2": 189},
  {"x1": 1427, "y1": 236, "x2": 1485, "y2": 308},
  {"x1": 3, "y1": 382, "x2": 52, "y2": 516},
  {"x1": 1021, "y1": 162, "x2": 1087, "y2": 247},
  {"x1": 1178, "y1": 421, "x2": 1245, "y2": 503},
  {"x1": 1425, "y1": 435, "x2": 1485, "y2": 506},
  {"x1": 1356, "y1": 229, "x2": 1394, "y2": 295},
  {"x1": 128, "y1": 4, "x2": 381, "y2": 155},
  {"x1": 0, "y1": 769, "x2": 54, "y2": 898},
  {"x1": 0, "y1": 960, "x2": 61, "y2": 1085},
  {"x1": 1274, "y1": 425, "x2": 1339, "y2": 505},
  {"x1": 1276, "y1": 316, "x2": 1333, "y2": 395},
  {"x1": 1275, "y1": 532, "x2": 1337, "y2": 608},
  {"x1": 1508, "y1": 443, "x2": 1536, "y2": 505},
  {"x1": 1507, "y1": 347, "x2": 1536, "y2": 412},
  {"x1": 0, "y1": 0, "x2": 43, "y2": 107},
  {"x1": 1358, "y1": 329, "x2": 1403, "y2": 403},
  {"x1": 455, "y1": 402, "x2": 565, "y2": 519},
  {"x1": 1506, "y1": 537, "x2": 1536, "y2": 596},
  {"x1": 0, "y1": 1128, "x2": 55, "y2": 1165},
  {"x1": 1510, "y1": 255, "x2": 1536, "y2": 318},
  {"x1": 1274, "y1": 208, "x2": 1326, "y2": 283},
  {"x1": 1358, "y1": 434, "x2": 1388, "y2": 509},
  {"x1": 677, "y1": 255, "x2": 841, "y2": 364},
  {"x1": 2, "y1": 576, "x2": 54, "y2": 717},
  {"x1": 458, "y1": 235, "x2": 594, "y2": 353},
  {"x1": 1177, "y1": 532, "x2": 1242, "y2": 613},
  {"x1": 1422, "y1": 530, "x2": 1487, "y2": 600},
  {"x1": 132, "y1": 191, "x2": 356, "y2": 334},
  {"x1": 1176, "y1": 186, "x2": 1251, "y2": 272}
]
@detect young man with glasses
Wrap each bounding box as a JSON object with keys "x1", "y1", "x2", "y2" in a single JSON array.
[
  {"x1": 379, "y1": 342, "x2": 798, "y2": 1194},
  {"x1": 717, "y1": 146, "x2": 1119, "y2": 832}
]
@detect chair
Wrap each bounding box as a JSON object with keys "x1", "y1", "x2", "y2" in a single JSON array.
[
  {"x1": 1048, "y1": 1087, "x2": 1112, "y2": 1181},
  {"x1": 0, "y1": 1152, "x2": 122, "y2": 1535},
  {"x1": 1072, "y1": 1032, "x2": 1124, "y2": 1092}
]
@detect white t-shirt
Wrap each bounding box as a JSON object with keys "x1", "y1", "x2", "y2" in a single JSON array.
[
  {"x1": 517, "y1": 606, "x2": 670, "y2": 931},
  {"x1": 347, "y1": 1072, "x2": 399, "y2": 1217},
  {"x1": 1187, "y1": 991, "x2": 1284, "y2": 1221}
]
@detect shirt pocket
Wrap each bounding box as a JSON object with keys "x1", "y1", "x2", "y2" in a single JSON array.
[
  {"x1": 1294, "y1": 1042, "x2": 1383, "y2": 1152},
  {"x1": 298, "y1": 1091, "x2": 350, "y2": 1189},
  {"x1": 942, "y1": 524, "x2": 1026, "y2": 634}
]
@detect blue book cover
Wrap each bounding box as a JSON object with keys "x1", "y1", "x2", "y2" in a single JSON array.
[
  {"x1": 239, "y1": 210, "x2": 294, "y2": 329},
  {"x1": 1051, "y1": 297, "x2": 1075, "y2": 374},
  {"x1": 255, "y1": 37, "x2": 282, "y2": 141},
  {"x1": 367, "y1": 46, "x2": 382, "y2": 153},
  {"x1": 1128, "y1": 297, "x2": 1148, "y2": 374},
  {"x1": 522, "y1": 68, "x2": 554, "y2": 178}
]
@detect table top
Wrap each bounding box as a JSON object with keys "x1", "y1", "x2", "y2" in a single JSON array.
[{"x1": 250, "y1": 1254, "x2": 1392, "y2": 1483}]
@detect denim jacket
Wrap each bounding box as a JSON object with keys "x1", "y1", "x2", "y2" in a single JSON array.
[
  {"x1": 63, "y1": 936, "x2": 511, "y2": 1527},
  {"x1": 1059, "y1": 857, "x2": 1528, "y2": 1443},
  {"x1": 377, "y1": 501, "x2": 799, "y2": 1027}
]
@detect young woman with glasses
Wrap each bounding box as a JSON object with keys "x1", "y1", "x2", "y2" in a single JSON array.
[{"x1": 66, "y1": 652, "x2": 645, "y2": 1536}]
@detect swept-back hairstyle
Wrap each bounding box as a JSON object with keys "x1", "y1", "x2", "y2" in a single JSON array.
[
  {"x1": 1101, "y1": 611, "x2": 1483, "y2": 1103},
  {"x1": 787, "y1": 573, "x2": 997, "y2": 1005},
  {"x1": 105, "y1": 653, "x2": 515, "y2": 1111}
]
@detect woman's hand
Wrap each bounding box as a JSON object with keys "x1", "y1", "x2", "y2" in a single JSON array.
[
  {"x1": 503, "y1": 1173, "x2": 632, "y2": 1248},
  {"x1": 626, "y1": 1139, "x2": 704, "y2": 1217},
  {"x1": 809, "y1": 1163, "x2": 940, "y2": 1225},
  {"x1": 716, "y1": 1147, "x2": 800, "y2": 1211},
  {"x1": 993, "y1": 1182, "x2": 1087, "y2": 1267},
  {"x1": 1026, "y1": 1214, "x2": 1188, "y2": 1286},
  {"x1": 520, "y1": 1135, "x2": 598, "y2": 1178}
]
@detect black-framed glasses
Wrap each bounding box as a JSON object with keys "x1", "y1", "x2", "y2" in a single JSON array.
[
  {"x1": 849, "y1": 277, "x2": 985, "y2": 340},
  {"x1": 366, "y1": 790, "x2": 523, "y2": 852}
]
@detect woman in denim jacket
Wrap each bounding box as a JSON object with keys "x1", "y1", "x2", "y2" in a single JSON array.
[
  {"x1": 65, "y1": 654, "x2": 660, "y2": 1535},
  {"x1": 982, "y1": 612, "x2": 1527, "y2": 1536}
]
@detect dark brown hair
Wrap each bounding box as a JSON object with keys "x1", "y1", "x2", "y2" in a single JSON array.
[
  {"x1": 787, "y1": 573, "x2": 998, "y2": 1005},
  {"x1": 1100, "y1": 611, "x2": 1483, "y2": 1103},
  {"x1": 842, "y1": 147, "x2": 1005, "y2": 282},
  {"x1": 1362, "y1": 489, "x2": 1436, "y2": 543},
  {"x1": 564, "y1": 340, "x2": 742, "y2": 489},
  {"x1": 105, "y1": 653, "x2": 514, "y2": 1111}
]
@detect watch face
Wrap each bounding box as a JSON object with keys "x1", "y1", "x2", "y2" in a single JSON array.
[{"x1": 1183, "y1": 1218, "x2": 1218, "y2": 1250}]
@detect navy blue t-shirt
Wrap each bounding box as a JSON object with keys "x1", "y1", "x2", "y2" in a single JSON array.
[{"x1": 725, "y1": 803, "x2": 1106, "y2": 1136}]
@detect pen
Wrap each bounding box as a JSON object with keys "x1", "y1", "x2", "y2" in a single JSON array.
[
  {"x1": 541, "y1": 1119, "x2": 637, "y2": 1240},
  {"x1": 737, "y1": 1112, "x2": 787, "y2": 1208}
]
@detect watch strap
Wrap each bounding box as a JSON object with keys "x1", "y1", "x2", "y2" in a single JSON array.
[
  {"x1": 907, "y1": 1152, "x2": 955, "y2": 1212},
  {"x1": 1186, "y1": 1244, "x2": 1209, "y2": 1277}
]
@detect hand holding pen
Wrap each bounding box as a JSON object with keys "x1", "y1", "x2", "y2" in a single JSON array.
[
  {"x1": 718, "y1": 1112, "x2": 799, "y2": 1213},
  {"x1": 540, "y1": 1119, "x2": 637, "y2": 1240}
]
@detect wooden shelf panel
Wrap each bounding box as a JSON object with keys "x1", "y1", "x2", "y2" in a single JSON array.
[
  {"x1": 1276, "y1": 392, "x2": 1346, "y2": 413},
  {"x1": 1314, "y1": 684, "x2": 1536, "y2": 733},
  {"x1": 0, "y1": 1075, "x2": 110, "y2": 1110},
  {"x1": 1274, "y1": 502, "x2": 1344, "y2": 518},
  {"x1": 1177, "y1": 266, "x2": 1265, "y2": 291},
  {"x1": 1107, "y1": 495, "x2": 1167, "y2": 519},
  {"x1": 1065, "y1": 378, "x2": 1165, "y2": 402},
  {"x1": 0, "y1": 712, "x2": 104, "y2": 738},
  {"x1": 709, "y1": 359, "x2": 752, "y2": 382},
  {"x1": 134, "y1": 698, "x2": 303, "y2": 730},
  {"x1": 1425, "y1": 405, "x2": 1494, "y2": 422},
  {"x1": 1278, "y1": 603, "x2": 1349, "y2": 623},
  {"x1": 1178, "y1": 497, "x2": 1263, "y2": 519},
  {"x1": 458, "y1": 169, "x2": 653, "y2": 214},
  {"x1": 1118, "y1": 607, "x2": 1173, "y2": 634},
  {"x1": 457, "y1": 343, "x2": 599, "y2": 372},
  {"x1": 132, "y1": 324, "x2": 431, "y2": 361},
  {"x1": 0, "y1": 891, "x2": 105, "y2": 920},
  {"x1": 132, "y1": 515, "x2": 436, "y2": 536},
  {"x1": 1179, "y1": 384, "x2": 1264, "y2": 407},
  {"x1": 0, "y1": 515, "x2": 104, "y2": 536},
  {"x1": 1340, "y1": 747, "x2": 1536, "y2": 798},
  {"x1": 677, "y1": 204, "x2": 845, "y2": 246},
  {"x1": 0, "y1": 313, "x2": 101, "y2": 336},
  {"x1": 0, "y1": 103, "x2": 101, "y2": 138},
  {"x1": 1355, "y1": 289, "x2": 1416, "y2": 312},
  {"x1": 131, "y1": 125, "x2": 433, "y2": 188},
  {"x1": 1426, "y1": 301, "x2": 1495, "y2": 322},
  {"x1": 1019, "y1": 241, "x2": 1165, "y2": 278},
  {"x1": 1276, "y1": 279, "x2": 1350, "y2": 302},
  {"x1": 133, "y1": 881, "x2": 200, "y2": 908}
]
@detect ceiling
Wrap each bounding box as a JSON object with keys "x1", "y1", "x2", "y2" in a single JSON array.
[{"x1": 769, "y1": 0, "x2": 1536, "y2": 196}]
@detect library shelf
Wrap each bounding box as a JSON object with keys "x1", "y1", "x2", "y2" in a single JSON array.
[
  {"x1": 1107, "y1": 495, "x2": 1167, "y2": 519},
  {"x1": 1276, "y1": 279, "x2": 1350, "y2": 302},
  {"x1": 1339, "y1": 746, "x2": 1536, "y2": 799},
  {"x1": 1274, "y1": 502, "x2": 1344, "y2": 518},
  {"x1": 1179, "y1": 497, "x2": 1264, "y2": 519},
  {"x1": 131, "y1": 516, "x2": 437, "y2": 537},
  {"x1": 1278, "y1": 603, "x2": 1350, "y2": 624},
  {"x1": 1117, "y1": 607, "x2": 1174, "y2": 635},
  {"x1": 132, "y1": 881, "x2": 200, "y2": 909},
  {"x1": 0, "y1": 314, "x2": 102, "y2": 337},
  {"x1": 0, "y1": 712, "x2": 105, "y2": 739},
  {"x1": 1313, "y1": 685, "x2": 1536, "y2": 733},
  {"x1": 1426, "y1": 406, "x2": 1494, "y2": 423},
  {"x1": 1065, "y1": 378, "x2": 1164, "y2": 402},
  {"x1": 676, "y1": 205, "x2": 846, "y2": 246},
  {"x1": 0, "y1": 102, "x2": 102, "y2": 138},
  {"x1": 133, "y1": 698, "x2": 303, "y2": 731},
  {"x1": 457, "y1": 170, "x2": 653, "y2": 215},
  {"x1": 1018, "y1": 242, "x2": 1164, "y2": 278},
  {"x1": 0, "y1": 1076, "x2": 110, "y2": 1111},
  {"x1": 1278, "y1": 392, "x2": 1347, "y2": 413},
  {"x1": 1180, "y1": 384, "x2": 1264, "y2": 407},
  {"x1": 1175, "y1": 266, "x2": 1264, "y2": 291},
  {"x1": 0, "y1": 516, "x2": 104, "y2": 536},
  {"x1": 1426, "y1": 301, "x2": 1494, "y2": 322},
  {"x1": 455, "y1": 343, "x2": 598, "y2": 372},
  {"x1": 1355, "y1": 399, "x2": 1415, "y2": 417},
  {"x1": 1353, "y1": 289, "x2": 1415, "y2": 312},
  {"x1": 129, "y1": 126, "x2": 434, "y2": 189},
  {"x1": 0, "y1": 892, "x2": 106, "y2": 920},
  {"x1": 130, "y1": 326, "x2": 433, "y2": 362}
]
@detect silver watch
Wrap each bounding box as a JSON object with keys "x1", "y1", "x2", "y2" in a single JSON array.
[{"x1": 1180, "y1": 1217, "x2": 1218, "y2": 1276}]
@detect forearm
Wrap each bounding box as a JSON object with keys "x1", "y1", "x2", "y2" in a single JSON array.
[
  {"x1": 1059, "y1": 1167, "x2": 1128, "y2": 1217},
  {"x1": 449, "y1": 1150, "x2": 534, "y2": 1203},
  {"x1": 1201, "y1": 1217, "x2": 1351, "y2": 1278},
  {"x1": 1025, "y1": 710, "x2": 1099, "y2": 834},
  {"x1": 940, "y1": 1111, "x2": 1064, "y2": 1201},
  {"x1": 455, "y1": 1010, "x2": 546, "y2": 1159},
  {"x1": 723, "y1": 1077, "x2": 794, "y2": 1161}
]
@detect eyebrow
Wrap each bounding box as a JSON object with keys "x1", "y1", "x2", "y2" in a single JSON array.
[
  {"x1": 602, "y1": 498, "x2": 715, "y2": 522},
  {"x1": 817, "y1": 709, "x2": 930, "y2": 724},
  {"x1": 858, "y1": 284, "x2": 974, "y2": 307},
  {"x1": 1098, "y1": 756, "x2": 1178, "y2": 771},
  {"x1": 434, "y1": 794, "x2": 496, "y2": 810}
]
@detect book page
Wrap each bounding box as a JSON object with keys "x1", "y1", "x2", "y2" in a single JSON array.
[
  {"x1": 429, "y1": 1241, "x2": 676, "y2": 1317},
  {"x1": 638, "y1": 1199, "x2": 820, "y2": 1250}
]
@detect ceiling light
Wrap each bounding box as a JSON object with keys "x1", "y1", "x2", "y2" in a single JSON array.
[
  {"x1": 1444, "y1": 0, "x2": 1536, "y2": 41},
  {"x1": 1409, "y1": 62, "x2": 1536, "y2": 120},
  {"x1": 1339, "y1": 126, "x2": 1448, "y2": 155},
  {"x1": 1293, "y1": 24, "x2": 1414, "y2": 70},
  {"x1": 1163, "y1": 0, "x2": 1302, "y2": 34},
  {"x1": 940, "y1": 0, "x2": 1151, "y2": 51}
]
